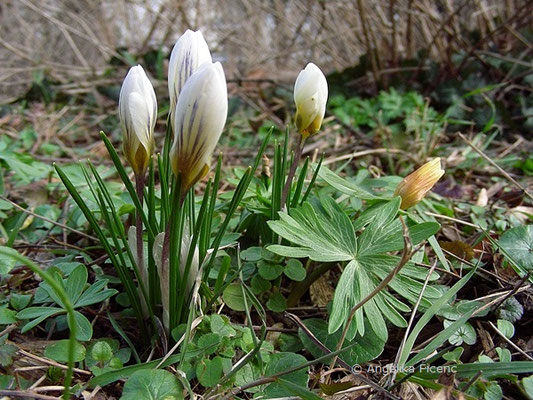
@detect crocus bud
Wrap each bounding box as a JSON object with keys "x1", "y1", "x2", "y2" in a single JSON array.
[
  {"x1": 168, "y1": 30, "x2": 212, "y2": 119},
  {"x1": 119, "y1": 65, "x2": 157, "y2": 176},
  {"x1": 394, "y1": 158, "x2": 445, "y2": 209},
  {"x1": 293, "y1": 63, "x2": 328, "y2": 138},
  {"x1": 170, "y1": 62, "x2": 228, "y2": 191}
]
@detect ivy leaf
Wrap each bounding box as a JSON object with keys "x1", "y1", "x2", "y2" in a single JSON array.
[
  {"x1": 121, "y1": 369, "x2": 183, "y2": 400},
  {"x1": 497, "y1": 296, "x2": 523, "y2": 323},
  {"x1": 0, "y1": 336, "x2": 17, "y2": 367},
  {"x1": 197, "y1": 333, "x2": 222, "y2": 356},
  {"x1": 222, "y1": 283, "x2": 247, "y2": 311},
  {"x1": 284, "y1": 259, "x2": 306, "y2": 281},
  {"x1": 499, "y1": 225, "x2": 533, "y2": 272},
  {"x1": 444, "y1": 320, "x2": 476, "y2": 346},
  {"x1": 267, "y1": 291, "x2": 287, "y2": 312},
  {"x1": 263, "y1": 353, "x2": 309, "y2": 398},
  {"x1": 209, "y1": 315, "x2": 236, "y2": 338},
  {"x1": 235, "y1": 363, "x2": 261, "y2": 393},
  {"x1": 196, "y1": 356, "x2": 223, "y2": 388}
]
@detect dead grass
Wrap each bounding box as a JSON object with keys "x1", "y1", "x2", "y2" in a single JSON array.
[{"x1": 0, "y1": 0, "x2": 531, "y2": 103}]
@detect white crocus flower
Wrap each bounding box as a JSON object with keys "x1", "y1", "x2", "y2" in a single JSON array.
[
  {"x1": 170, "y1": 62, "x2": 228, "y2": 191},
  {"x1": 119, "y1": 65, "x2": 157, "y2": 176},
  {"x1": 168, "y1": 30, "x2": 212, "y2": 119},
  {"x1": 293, "y1": 63, "x2": 328, "y2": 138}
]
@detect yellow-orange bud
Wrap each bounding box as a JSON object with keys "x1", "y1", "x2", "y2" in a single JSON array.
[{"x1": 394, "y1": 158, "x2": 444, "y2": 209}]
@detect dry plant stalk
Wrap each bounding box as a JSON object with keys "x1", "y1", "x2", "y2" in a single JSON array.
[{"x1": 1, "y1": 0, "x2": 530, "y2": 103}]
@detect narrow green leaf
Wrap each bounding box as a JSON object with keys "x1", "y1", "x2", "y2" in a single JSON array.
[
  {"x1": 276, "y1": 378, "x2": 322, "y2": 399},
  {"x1": 99, "y1": 132, "x2": 154, "y2": 238},
  {"x1": 301, "y1": 155, "x2": 324, "y2": 205},
  {"x1": 398, "y1": 266, "x2": 477, "y2": 366},
  {"x1": 318, "y1": 166, "x2": 378, "y2": 200}
]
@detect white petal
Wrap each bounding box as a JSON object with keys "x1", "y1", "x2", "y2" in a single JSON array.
[
  {"x1": 293, "y1": 63, "x2": 328, "y2": 132},
  {"x1": 172, "y1": 62, "x2": 227, "y2": 159},
  {"x1": 170, "y1": 62, "x2": 227, "y2": 186},
  {"x1": 118, "y1": 65, "x2": 157, "y2": 170},
  {"x1": 128, "y1": 92, "x2": 151, "y2": 148},
  {"x1": 294, "y1": 63, "x2": 322, "y2": 104},
  {"x1": 168, "y1": 30, "x2": 212, "y2": 112}
]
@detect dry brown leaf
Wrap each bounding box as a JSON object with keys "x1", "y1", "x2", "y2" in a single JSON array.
[{"x1": 310, "y1": 271, "x2": 335, "y2": 307}]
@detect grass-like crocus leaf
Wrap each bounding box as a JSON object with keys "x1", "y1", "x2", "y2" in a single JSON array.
[
  {"x1": 397, "y1": 266, "x2": 477, "y2": 367},
  {"x1": 54, "y1": 163, "x2": 148, "y2": 341}
]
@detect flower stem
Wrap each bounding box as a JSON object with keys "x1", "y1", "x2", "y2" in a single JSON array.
[
  {"x1": 281, "y1": 135, "x2": 305, "y2": 207},
  {"x1": 286, "y1": 261, "x2": 335, "y2": 308},
  {"x1": 135, "y1": 174, "x2": 145, "y2": 285},
  {"x1": 327, "y1": 216, "x2": 413, "y2": 374}
]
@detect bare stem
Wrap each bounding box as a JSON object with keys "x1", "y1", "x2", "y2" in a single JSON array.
[{"x1": 281, "y1": 134, "x2": 304, "y2": 207}]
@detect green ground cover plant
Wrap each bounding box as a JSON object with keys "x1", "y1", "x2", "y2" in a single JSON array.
[{"x1": 0, "y1": 20, "x2": 532, "y2": 400}]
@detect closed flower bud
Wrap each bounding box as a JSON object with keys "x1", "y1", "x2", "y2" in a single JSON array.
[
  {"x1": 170, "y1": 62, "x2": 227, "y2": 191},
  {"x1": 119, "y1": 65, "x2": 157, "y2": 176},
  {"x1": 394, "y1": 158, "x2": 445, "y2": 209},
  {"x1": 294, "y1": 63, "x2": 328, "y2": 138},
  {"x1": 168, "y1": 30, "x2": 212, "y2": 119}
]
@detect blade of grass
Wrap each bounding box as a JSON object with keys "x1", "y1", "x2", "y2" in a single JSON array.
[
  {"x1": 398, "y1": 266, "x2": 478, "y2": 366},
  {"x1": 0, "y1": 247, "x2": 76, "y2": 400},
  {"x1": 107, "y1": 311, "x2": 141, "y2": 364},
  {"x1": 290, "y1": 156, "x2": 309, "y2": 209},
  {"x1": 301, "y1": 155, "x2": 324, "y2": 205}
]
